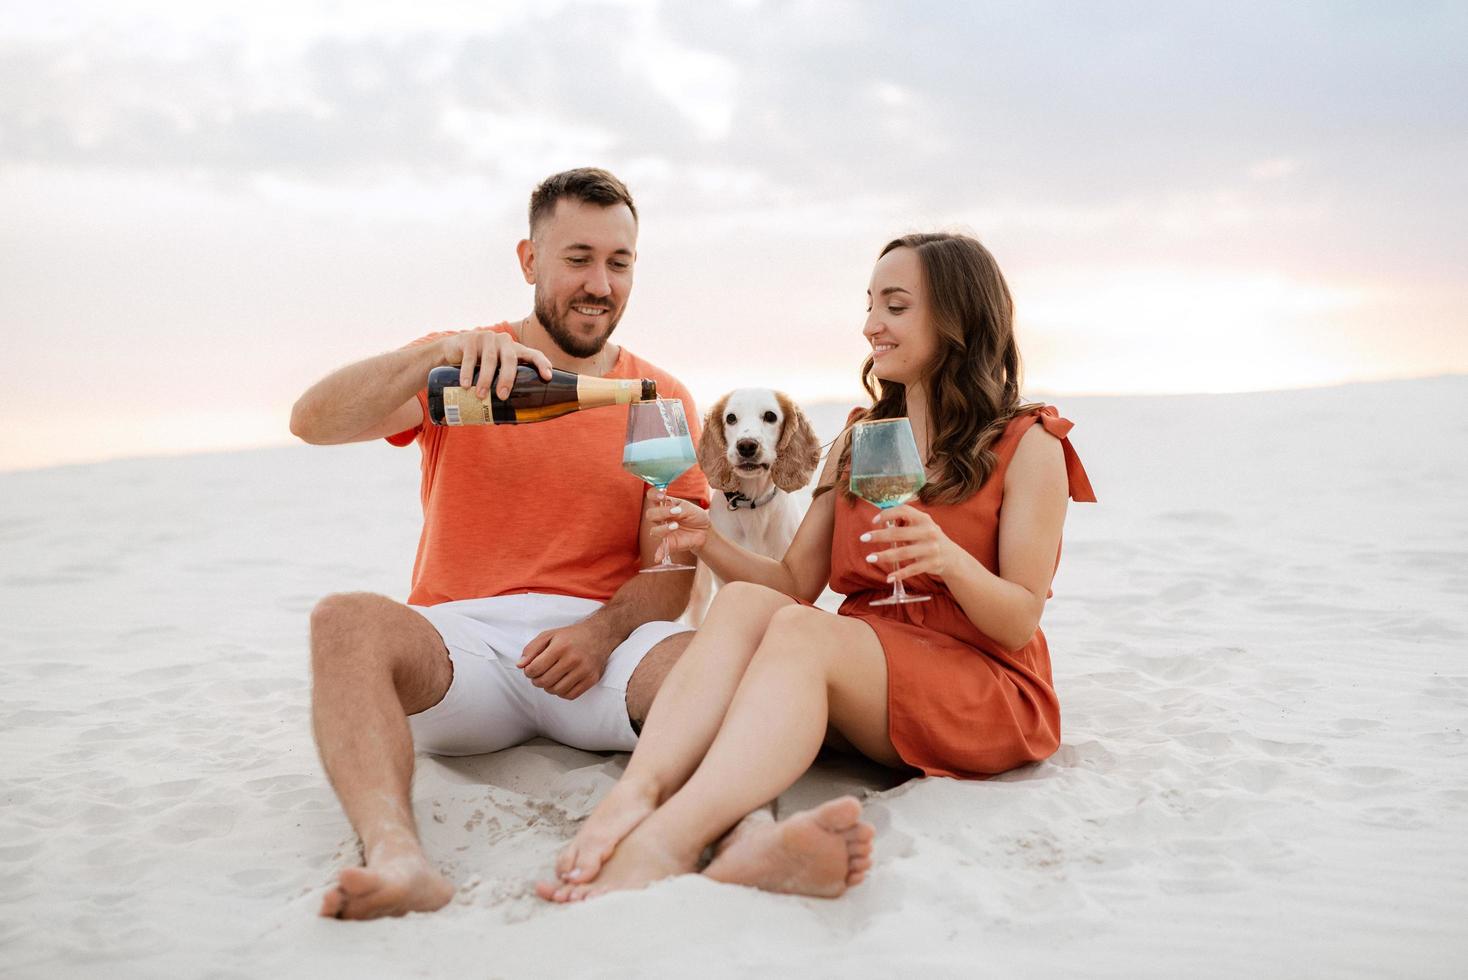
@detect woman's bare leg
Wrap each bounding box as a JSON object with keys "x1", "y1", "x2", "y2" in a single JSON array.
[
  {"x1": 543, "y1": 583, "x2": 796, "y2": 893},
  {"x1": 560, "y1": 606, "x2": 897, "y2": 900}
]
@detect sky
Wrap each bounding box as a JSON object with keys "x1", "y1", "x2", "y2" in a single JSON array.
[{"x1": 1, "y1": 0, "x2": 1465, "y2": 471}]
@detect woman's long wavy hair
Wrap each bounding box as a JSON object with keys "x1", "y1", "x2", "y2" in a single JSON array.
[{"x1": 816, "y1": 232, "x2": 1038, "y2": 506}]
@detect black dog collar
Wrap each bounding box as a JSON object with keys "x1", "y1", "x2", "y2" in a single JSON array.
[{"x1": 724, "y1": 487, "x2": 779, "y2": 510}]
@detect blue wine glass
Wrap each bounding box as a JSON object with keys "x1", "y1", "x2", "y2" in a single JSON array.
[{"x1": 623, "y1": 400, "x2": 699, "y2": 573}]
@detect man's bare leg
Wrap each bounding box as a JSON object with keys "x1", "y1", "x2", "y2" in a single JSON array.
[
  {"x1": 545, "y1": 583, "x2": 796, "y2": 894},
  {"x1": 310, "y1": 592, "x2": 457, "y2": 920},
  {"x1": 624, "y1": 630, "x2": 691, "y2": 729}
]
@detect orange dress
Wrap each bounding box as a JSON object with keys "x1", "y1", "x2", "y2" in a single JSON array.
[{"x1": 830, "y1": 407, "x2": 1096, "y2": 779}]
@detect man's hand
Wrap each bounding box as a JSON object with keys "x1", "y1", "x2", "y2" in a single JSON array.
[
  {"x1": 517, "y1": 620, "x2": 619, "y2": 700},
  {"x1": 440, "y1": 328, "x2": 553, "y2": 402}
]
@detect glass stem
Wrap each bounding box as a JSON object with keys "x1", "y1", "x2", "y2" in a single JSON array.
[
  {"x1": 885, "y1": 518, "x2": 910, "y2": 600},
  {"x1": 657, "y1": 484, "x2": 674, "y2": 566}
]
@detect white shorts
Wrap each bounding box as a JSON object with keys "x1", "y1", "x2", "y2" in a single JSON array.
[{"x1": 407, "y1": 593, "x2": 690, "y2": 756}]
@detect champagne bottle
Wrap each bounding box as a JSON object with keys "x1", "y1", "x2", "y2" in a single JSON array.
[{"x1": 427, "y1": 364, "x2": 658, "y2": 426}]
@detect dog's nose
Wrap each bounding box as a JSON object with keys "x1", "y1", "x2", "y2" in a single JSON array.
[{"x1": 735, "y1": 438, "x2": 759, "y2": 459}]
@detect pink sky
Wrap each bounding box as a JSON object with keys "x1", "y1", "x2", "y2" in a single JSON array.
[{"x1": 1, "y1": 2, "x2": 1464, "y2": 471}]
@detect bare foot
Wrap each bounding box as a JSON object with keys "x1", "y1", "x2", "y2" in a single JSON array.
[
  {"x1": 710, "y1": 807, "x2": 775, "y2": 863},
  {"x1": 702, "y1": 796, "x2": 875, "y2": 897},
  {"x1": 541, "y1": 819, "x2": 699, "y2": 903},
  {"x1": 318, "y1": 840, "x2": 455, "y2": 921},
  {"x1": 534, "y1": 777, "x2": 659, "y2": 901}
]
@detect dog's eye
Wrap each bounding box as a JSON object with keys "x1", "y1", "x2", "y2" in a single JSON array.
[
  {"x1": 725, "y1": 413, "x2": 737, "y2": 425},
  {"x1": 763, "y1": 412, "x2": 778, "y2": 424}
]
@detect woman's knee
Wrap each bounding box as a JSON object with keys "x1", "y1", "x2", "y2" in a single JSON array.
[
  {"x1": 712, "y1": 580, "x2": 782, "y2": 607},
  {"x1": 707, "y1": 581, "x2": 794, "y2": 628},
  {"x1": 754, "y1": 606, "x2": 835, "y2": 666}
]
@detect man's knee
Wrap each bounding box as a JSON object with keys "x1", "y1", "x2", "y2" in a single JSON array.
[
  {"x1": 308, "y1": 593, "x2": 450, "y2": 707},
  {"x1": 310, "y1": 592, "x2": 395, "y2": 666}
]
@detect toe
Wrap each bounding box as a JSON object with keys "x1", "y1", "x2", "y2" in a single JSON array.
[
  {"x1": 533, "y1": 880, "x2": 560, "y2": 902},
  {"x1": 319, "y1": 887, "x2": 345, "y2": 918},
  {"x1": 813, "y1": 796, "x2": 863, "y2": 833},
  {"x1": 555, "y1": 845, "x2": 578, "y2": 880},
  {"x1": 337, "y1": 866, "x2": 379, "y2": 898},
  {"x1": 558, "y1": 837, "x2": 608, "y2": 883}
]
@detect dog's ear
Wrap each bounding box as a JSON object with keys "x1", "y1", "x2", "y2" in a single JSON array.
[
  {"x1": 771, "y1": 391, "x2": 822, "y2": 492},
  {"x1": 697, "y1": 394, "x2": 737, "y2": 492}
]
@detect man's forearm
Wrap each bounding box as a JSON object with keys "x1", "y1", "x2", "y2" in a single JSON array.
[
  {"x1": 291, "y1": 343, "x2": 443, "y2": 444},
  {"x1": 583, "y1": 568, "x2": 692, "y2": 643}
]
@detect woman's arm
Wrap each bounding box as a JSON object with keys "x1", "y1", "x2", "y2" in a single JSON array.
[
  {"x1": 867, "y1": 425, "x2": 1069, "y2": 650},
  {"x1": 692, "y1": 491, "x2": 835, "y2": 602},
  {"x1": 648, "y1": 428, "x2": 848, "y2": 603}
]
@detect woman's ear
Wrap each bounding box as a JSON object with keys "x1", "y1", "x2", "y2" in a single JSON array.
[
  {"x1": 697, "y1": 395, "x2": 737, "y2": 491},
  {"x1": 772, "y1": 392, "x2": 822, "y2": 492}
]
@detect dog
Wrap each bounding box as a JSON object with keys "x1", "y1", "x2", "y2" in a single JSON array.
[{"x1": 681, "y1": 388, "x2": 821, "y2": 625}]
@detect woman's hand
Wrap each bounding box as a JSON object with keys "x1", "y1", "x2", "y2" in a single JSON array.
[
  {"x1": 860, "y1": 504, "x2": 964, "y2": 583},
  {"x1": 646, "y1": 487, "x2": 712, "y2": 561}
]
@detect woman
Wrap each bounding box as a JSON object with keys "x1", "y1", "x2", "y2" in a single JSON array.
[{"x1": 536, "y1": 232, "x2": 1095, "y2": 901}]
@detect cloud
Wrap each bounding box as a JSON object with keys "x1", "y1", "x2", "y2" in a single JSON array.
[
  {"x1": 0, "y1": 6, "x2": 718, "y2": 179},
  {"x1": 0, "y1": 0, "x2": 1464, "y2": 467},
  {"x1": 3, "y1": 1, "x2": 1465, "y2": 217}
]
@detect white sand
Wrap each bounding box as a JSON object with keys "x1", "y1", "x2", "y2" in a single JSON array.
[{"x1": 2, "y1": 378, "x2": 1465, "y2": 977}]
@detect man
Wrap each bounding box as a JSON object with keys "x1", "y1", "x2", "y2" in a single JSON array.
[{"x1": 290, "y1": 168, "x2": 708, "y2": 920}]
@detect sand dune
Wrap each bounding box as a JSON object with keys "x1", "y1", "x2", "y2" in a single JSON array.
[{"x1": 2, "y1": 377, "x2": 1465, "y2": 977}]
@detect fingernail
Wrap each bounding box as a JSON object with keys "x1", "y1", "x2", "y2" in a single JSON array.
[
  {"x1": 865, "y1": 553, "x2": 878, "y2": 563},
  {"x1": 669, "y1": 522, "x2": 679, "y2": 530},
  {"x1": 859, "y1": 532, "x2": 872, "y2": 542},
  {"x1": 670, "y1": 506, "x2": 682, "y2": 515},
  {"x1": 566, "y1": 869, "x2": 582, "y2": 881}
]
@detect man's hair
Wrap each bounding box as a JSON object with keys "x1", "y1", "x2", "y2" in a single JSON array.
[{"x1": 528, "y1": 168, "x2": 638, "y2": 236}]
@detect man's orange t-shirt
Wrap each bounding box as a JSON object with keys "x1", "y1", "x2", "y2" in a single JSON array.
[{"x1": 387, "y1": 324, "x2": 709, "y2": 606}]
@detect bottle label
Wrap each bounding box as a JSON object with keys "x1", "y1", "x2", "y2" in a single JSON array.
[
  {"x1": 576, "y1": 376, "x2": 642, "y2": 407},
  {"x1": 441, "y1": 387, "x2": 495, "y2": 425}
]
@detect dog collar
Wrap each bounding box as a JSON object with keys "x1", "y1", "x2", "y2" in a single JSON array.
[{"x1": 724, "y1": 487, "x2": 779, "y2": 510}]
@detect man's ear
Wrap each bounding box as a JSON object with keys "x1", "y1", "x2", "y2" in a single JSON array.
[{"x1": 516, "y1": 238, "x2": 536, "y2": 285}]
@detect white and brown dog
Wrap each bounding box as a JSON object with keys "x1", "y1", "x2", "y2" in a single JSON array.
[{"x1": 682, "y1": 388, "x2": 821, "y2": 625}]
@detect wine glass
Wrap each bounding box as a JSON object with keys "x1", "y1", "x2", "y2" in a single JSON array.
[
  {"x1": 849, "y1": 417, "x2": 931, "y2": 606},
  {"x1": 623, "y1": 399, "x2": 699, "y2": 573}
]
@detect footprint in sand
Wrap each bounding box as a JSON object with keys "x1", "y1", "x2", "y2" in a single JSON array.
[
  {"x1": 1157, "y1": 509, "x2": 1237, "y2": 527},
  {"x1": 1332, "y1": 717, "x2": 1385, "y2": 735}
]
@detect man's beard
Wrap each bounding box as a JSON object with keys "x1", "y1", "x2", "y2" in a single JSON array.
[{"x1": 533, "y1": 287, "x2": 623, "y2": 360}]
